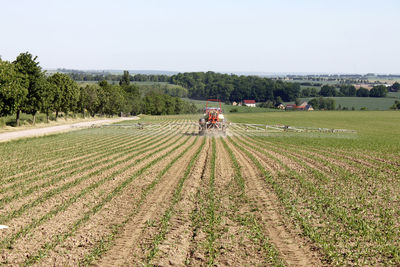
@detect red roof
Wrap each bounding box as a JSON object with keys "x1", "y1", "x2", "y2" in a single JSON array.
[{"x1": 243, "y1": 100, "x2": 256, "y2": 104}]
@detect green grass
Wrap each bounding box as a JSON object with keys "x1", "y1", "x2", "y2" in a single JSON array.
[
  {"x1": 387, "y1": 92, "x2": 400, "y2": 99},
  {"x1": 226, "y1": 111, "x2": 400, "y2": 153},
  {"x1": 0, "y1": 113, "x2": 51, "y2": 128},
  {"x1": 295, "y1": 97, "x2": 397, "y2": 110},
  {"x1": 184, "y1": 98, "x2": 277, "y2": 113}
]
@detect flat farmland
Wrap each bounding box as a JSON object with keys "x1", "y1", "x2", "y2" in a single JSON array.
[{"x1": 0, "y1": 112, "x2": 399, "y2": 266}]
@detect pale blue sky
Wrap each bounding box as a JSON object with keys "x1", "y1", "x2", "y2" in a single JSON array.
[{"x1": 1, "y1": 0, "x2": 399, "y2": 73}]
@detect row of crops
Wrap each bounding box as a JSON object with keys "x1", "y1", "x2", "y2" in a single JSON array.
[{"x1": 0, "y1": 116, "x2": 399, "y2": 266}]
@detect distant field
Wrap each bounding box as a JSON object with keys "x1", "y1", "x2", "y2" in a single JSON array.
[
  {"x1": 185, "y1": 99, "x2": 278, "y2": 113},
  {"x1": 388, "y1": 91, "x2": 400, "y2": 99},
  {"x1": 295, "y1": 97, "x2": 397, "y2": 110},
  {"x1": 76, "y1": 81, "x2": 168, "y2": 86},
  {"x1": 132, "y1": 81, "x2": 169, "y2": 85},
  {"x1": 300, "y1": 85, "x2": 321, "y2": 91},
  {"x1": 226, "y1": 110, "x2": 400, "y2": 153}
]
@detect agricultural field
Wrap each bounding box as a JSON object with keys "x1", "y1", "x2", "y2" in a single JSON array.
[
  {"x1": 0, "y1": 111, "x2": 399, "y2": 266},
  {"x1": 296, "y1": 97, "x2": 398, "y2": 110}
]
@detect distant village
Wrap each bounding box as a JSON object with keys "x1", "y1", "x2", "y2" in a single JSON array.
[{"x1": 232, "y1": 100, "x2": 314, "y2": 111}]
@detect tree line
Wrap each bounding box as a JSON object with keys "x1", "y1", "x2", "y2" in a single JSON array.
[
  {"x1": 65, "y1": 70, "x2": 170, "y2": 83},
  {"x1": 307, "y1": 84, "x2": 390, "y2": 98},
  {"x1": 170, "y1": 72, "x2": 301, "y2": 102},
  {"x1": 66, "y1": 71, "x2": 301, "y2": 103},
  {"x1": 66, "y1": 71, "x2": 398, "y2": 104},
  {"x1": 0, "y1": 53, "x2": 197, "y2": 126}
]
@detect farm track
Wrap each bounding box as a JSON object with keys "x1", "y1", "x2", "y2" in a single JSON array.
[{"x1": 1, "y1": 118, "x2": 399, "y2": 266}]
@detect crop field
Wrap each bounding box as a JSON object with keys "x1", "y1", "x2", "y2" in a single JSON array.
[
  {"x1": 296, "y1": 97, "x2": 397, "y2": 110},
  {"x1": 0, "y1": 112, "x2": 399, "y2": 266}
]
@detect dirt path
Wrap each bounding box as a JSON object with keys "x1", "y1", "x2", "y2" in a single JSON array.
[
  {"x1": 0, "y1": 117, "x2": 137, "y2": 143},
  {"x1": 227, "y1": 138, "x2": 322, "y2": 267}
]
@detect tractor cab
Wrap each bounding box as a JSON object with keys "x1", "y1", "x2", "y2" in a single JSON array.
[{"x1": 199, "y1": 99, "x2": 227, "y2": 135}]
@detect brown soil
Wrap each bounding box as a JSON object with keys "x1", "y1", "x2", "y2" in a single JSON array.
[
  {"x1": 225, "y1": 137, "x2": 323, "y2": 267},
  {"x1": 4, "y1": 121, "x2": 376, "y2": 266},
  {"x1": 90, "y1": 137, "x2": 203, "y2": 266},
  {"x1": 1, "y1": 133, "x2": 186, "y2": 265}
]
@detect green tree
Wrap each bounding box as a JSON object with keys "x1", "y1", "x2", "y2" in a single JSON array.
[
  {"x1": 39, "y1": 77, "x2": 57, "y2": 123},
  {"x1": 79, "y1": 84, "x2": 100, "y2": 117},
  {"x1": 339, "y1": 85, "x2": 356, "y2": 96},
  {"x1": 123, "y1": 84, "x2": 141, "y2": 115},
  {"x1": 301, "y1": 88, "x2": 311, "y2": 97},
  {"x1": 119, "y1": 70, "x2": 130, "y2": 86},
  {"x1": 48, "y1": 73, "x2": 80, "y2": 120},
  {"x1": 319, "y1": 85, "x2": 337, "y2": 97},
  {"x1": 390, "y1": 100, "x2": 400, "y2": 110},
  {"x1": 391, "y1": 82, "x2": 400, "y2": 92},
  {"x1": 0, "y1": 60, "x2": 28, "y2": 125},
  {"x1": 275, "y1": 96, "x2": 283, "y2": 104},
  {"x1": 310, "y1": 88, "x2": 318, "y2": 97},
  {"x1": 369, "y1": 85, "x2": 387, "y2": 97},
  {"x1": 98, "y1": 81, "x2": 127, "y2": 116},
  {"x1": 13, "y1": 52, "x2": 44, "y2": 125},
  {"x1": 356, "y1": 87, "x2": 369, "y2": 97}
]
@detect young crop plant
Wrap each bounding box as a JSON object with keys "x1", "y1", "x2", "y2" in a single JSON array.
[
  {"x1": 23, "y1": 134, "x2": 191, "y2": 266},
  {"x1": 0, "y1": 130, "x2": 170, "y2": 226},
  {"x1": 206, "y1": 137, "x2": 218, "y2": 265},
  {"x1": 145, "y1": 137, "x2": 205, "y2": 264},
  {"x1": 80, "y1": 136, "x2": 202, "y2": 266},
  {"x1": 0, "y1": 133, "x2": 186, "y2": 252},
  {"x1": 223, "y1": 137, "x2": 285, "y2": 267}
]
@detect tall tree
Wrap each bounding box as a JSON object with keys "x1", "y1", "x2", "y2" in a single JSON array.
[
  {"x1": 119, "y1": 70, "x2": 130, "y2": 87},
  {"x1": 48, "y1": 73, "x2": 79, "y2": 120},
  {"x1": 391, "y1": 82, "x2": 399, "y2": 92},
  {"x1": 39, "y1": 77, "x2": 57, "y2": 123},
  {"x1": 13, "y1": 52, "x2": 43, "y2": 124},
  {"x1": 79, "y1": 84, "x2": 100, "y2": 117},
  {"x1": 123, "y1": 84, "x2": 141, "y2": 115},
  {"x1": 0, "y1": 60, "x2": 28, "y2": 125},
  {"x1": 356, "y1": 87, "x2": 369, "y2": 97},
  {"x1": 369, "y1": 85, "x2": 387, "y2": 97},
  {"x1": 319, "y1": 85, "x2": 337, "y2": 97}
]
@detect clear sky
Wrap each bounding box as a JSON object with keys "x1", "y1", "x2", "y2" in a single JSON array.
[{"x1": 1, "y1": 0, "x2": 399, "y2": 73}]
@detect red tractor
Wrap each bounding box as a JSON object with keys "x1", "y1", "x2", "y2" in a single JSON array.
[{"x1": 199, "y1": 99, "x2": 227, "y2": 135}]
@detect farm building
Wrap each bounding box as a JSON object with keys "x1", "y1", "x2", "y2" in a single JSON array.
[
  {"x1": 285, "y1": 103, "x2": 314, "y2": 111},
  {"x1": 243, "y1": 100, "x2": 256, "y2": 107},
  {"x1": 276, "y1": 103, "x2": 285, "y2": 110},
  {"x1": 285, "y1": 104, "x2": 296, "y2": 110},
  {"x1": 305, "y1": 104, "x2": 314, "y2": 111}
]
